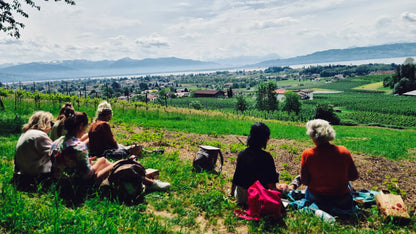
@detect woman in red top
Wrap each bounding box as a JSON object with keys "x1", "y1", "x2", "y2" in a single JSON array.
[{"x1": 301, "y1": 119, "x2": 359, "y2": 213}]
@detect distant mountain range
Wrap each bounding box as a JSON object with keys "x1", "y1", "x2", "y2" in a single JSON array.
[
  {"x1": 1, "y1": 43, "x2": 416, "y2": 83},
  {"x1": 255, "y1": 43, "x2": 416, "y2": 67}
]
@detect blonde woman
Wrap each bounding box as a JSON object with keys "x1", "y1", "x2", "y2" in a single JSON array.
[
  {"x1": 14, "y1": 111, "x2": 54, "y2": 186},
  {"x1": 301, "y1": 119, "x2": 359, "y2": 214}
]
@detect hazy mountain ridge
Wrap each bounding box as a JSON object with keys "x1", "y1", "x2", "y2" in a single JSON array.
[
  {"x1": 1, "y1": 42, "x2": 416, "y2": 83},
  {"x1": 255, "y1": 43, "x2": 416, "y2": 67},
  {"x1": 0, "y1": 57, "x2": 221, "y2": 82}
]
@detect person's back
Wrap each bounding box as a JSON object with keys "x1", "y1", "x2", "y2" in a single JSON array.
[
  {"x1": 230, "y1": 122, "x2": 281, "y2": 207},
  {"x1": 50, "y1": 135, "x2": 93, "y2": 181},
  {"x1": 15, "y1": 129, "x2": 52, "y2": 175},
  {"x1": 300, "y1": 119, "x2": 359, "y2": 214},
  {"x1": 88, "y1": 120, "x2": 118, "y2": 156},
  {"x1": 50, "y1": 102, "x2": 74, "y2": 141},
  {"x1": 301, "y1": 143, "x2": 353, "y2": 196},
  {"x1": 233, "y1": 147, "x2": 279, "y2": 190}
]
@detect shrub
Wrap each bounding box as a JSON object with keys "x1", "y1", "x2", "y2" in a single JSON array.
[
  {"x1": 314, "y1": 104, "x2": 340, "y2": 125},
  {"x1": 340, "y1": 119, "x2": 358, "y2": 126}
]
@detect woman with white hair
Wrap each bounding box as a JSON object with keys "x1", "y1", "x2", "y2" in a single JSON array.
[
  {"x1": 88, "y1": 101, "x2": 141, "y2": 159},
  {"x1": 301, "y1": 119, "x2": 359, "y2": 213},
  {"x1": 14, "y1": 111, "x2": 54, "y2": 188}
]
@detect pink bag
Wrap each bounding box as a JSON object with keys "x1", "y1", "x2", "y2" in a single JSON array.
[{"x1": 233, "y1": 180, "x2": 282, "y2": 220}]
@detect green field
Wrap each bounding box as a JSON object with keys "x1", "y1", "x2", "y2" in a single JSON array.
[
  {"x1": 168, "y1": 74, "x2": 416, "y2": 129},
  {"x1": 1, "y1": 90, "x2": 416, "y2": 232}
]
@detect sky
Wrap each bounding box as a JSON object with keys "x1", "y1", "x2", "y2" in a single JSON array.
[{"x1": 1, "y1": 0, "x2": 416, "y2": 64}]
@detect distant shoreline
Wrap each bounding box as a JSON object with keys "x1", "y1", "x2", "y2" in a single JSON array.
[{"x1": 3, "y1": 56, "x2": 415, "y2": 85}]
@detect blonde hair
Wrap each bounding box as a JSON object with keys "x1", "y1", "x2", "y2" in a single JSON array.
[
  {"x1": 95, "y1": 101, "x2": 113, "y2": 121},
  {"x1": 306, "y1": 119, "x2": 335, "y2": 145},
  {"x1": 22, "y1": 111, "x2": 53, "y2": 132}
]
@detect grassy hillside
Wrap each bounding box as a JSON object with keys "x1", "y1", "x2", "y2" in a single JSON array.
[{"x1": 1, "y1": 94, "x2": 416, "y2": 233}]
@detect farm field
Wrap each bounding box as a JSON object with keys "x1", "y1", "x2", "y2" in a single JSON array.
[
  {"x1": 1, "y1": 92, "x2": 416, "y2": 233},
  {"x1": 168, "y1": 74, "x2": 416, "y2": 129}
]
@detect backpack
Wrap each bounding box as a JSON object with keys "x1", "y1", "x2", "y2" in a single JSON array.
[
  {"x1": 234, "y1": 180, "x2": 283, "y2": 220},
  {"x1": 99, "y1": 158, "x2": 146, "y2": 204},
  {"x1": 193, "y1": 145, "x2": 224, "y2": 173}
]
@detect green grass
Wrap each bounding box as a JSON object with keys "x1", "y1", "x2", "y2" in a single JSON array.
[
  {"x1": 111, "y1": 106, "x2": 416, "y2": 160},
  {"x1": 1, "y1": 92, "x2": 416, "y2": 233}
]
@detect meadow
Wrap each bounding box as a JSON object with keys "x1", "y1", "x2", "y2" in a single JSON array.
[{"x1": 1, "y1": 90, "x2": 416, "y2": 233}]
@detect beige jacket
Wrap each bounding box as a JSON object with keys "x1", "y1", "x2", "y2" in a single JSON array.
[{"x1": 15, "y1": 129, "x2": 53, "y2": 175}]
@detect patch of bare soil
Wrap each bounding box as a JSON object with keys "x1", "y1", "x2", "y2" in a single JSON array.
[{"x1": 119, "y1": 126, "x2": 416, "y2": 232}]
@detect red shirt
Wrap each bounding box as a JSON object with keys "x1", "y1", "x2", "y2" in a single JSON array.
[{"x1": 301, "y1": 143, "x2": 358, "y2": 196}]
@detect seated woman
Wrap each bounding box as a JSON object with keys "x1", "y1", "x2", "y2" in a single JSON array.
[
  {"x1": 50, "y1": 102, "x2": 88, "y2": 143},
  {"x1": 88, "y1": 101, "x2": 140, "y2": 159},
  {"x1": 230, "y1": 122, "x2": 290, "y2": 207},
  {"x1": 50, "y1": 109, "x2": 169, "y2": 201},
  {"x1": 14, "y1": 111, "x2": 54, "y2": 189},
  {"x1": 50, "y1": 103, "x2": 74, "y2": 141},
  {"x1": 301, "y1": 119, "x2": 359, "y2": 214}
]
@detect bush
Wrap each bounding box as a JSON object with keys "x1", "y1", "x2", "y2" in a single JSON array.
[
  {"x1": 190, "y1": 101, "x2": 202, "y2": 110},
  {"x1": 0, "y1": 115, "x2": 24, "y2": 134},
  {"x1": 340, "y1": 119, "x2": 358, "y2": 126},
  {"x1": 314, "y1": 104, "x2": 340, "y2": 125}
]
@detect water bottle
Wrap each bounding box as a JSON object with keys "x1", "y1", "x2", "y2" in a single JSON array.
[{"x1": 314, "y1": 209, "x2": 336, "y2": 223}]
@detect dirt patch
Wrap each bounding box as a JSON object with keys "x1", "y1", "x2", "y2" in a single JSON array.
[
  {"x1": 126, "y1": 126, "x2": 416, "y2": 204},
  {"x1": 117, "y1": 126, "x2": 416, "y2": 232}
]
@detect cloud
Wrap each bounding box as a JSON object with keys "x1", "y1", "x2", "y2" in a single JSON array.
[
  {"x1": 251, "y1": 17, "x2": 297, "y2": 29},
  {"x1": 135, "y1": 34, "x2": 169, "y2": 48},
  {"x1": 0, "y1": 39, "x2": 23, "y2": 45},
  {"x1": 402, "y1": 12, "x2": 416, "y2": 22}
]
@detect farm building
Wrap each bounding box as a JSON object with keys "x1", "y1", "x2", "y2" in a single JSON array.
[
  {"x1": 275, "y1": 89, "x2": 314, "y2": 101},
  {"x1": 275, "y1": 89, "x2": 287, "y2": 102},
  {"x1": 147, "y1": 94, "x2": 158, "y2": 102},
  {"x1": 175, "y1": 91, "x2": 190, "y2": 97},
  {"x1": 194, "y1": 89, "x2": 225, "y2": 98}
]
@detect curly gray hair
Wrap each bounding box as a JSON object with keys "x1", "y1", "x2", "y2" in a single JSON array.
[{"x1": 306, "y1": 119, "x2": 335, "y2": 145}]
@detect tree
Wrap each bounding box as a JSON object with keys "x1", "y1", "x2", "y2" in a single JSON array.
[
  {"x1": 404, "y1": 57, "x2": 415, "y2": 65},
  {"x1": 282, "y1": 91, "x2": 301, "y2": 115},
  {"x1": 255, "y1": 81, "x2": 278, "y2": 112},
  {"x1": 394, "y1": 78, "x2": 414, "y2": 95},
  {"x1": 0, "y1": 87, "x2": 7, "y2": 110},
  {"x1": 111, "y1": 81, "x2": 121, "y2": 91},
  {"x1": 0, "y1": 0, "x2": 75, "y2": 38},
  {"x1": 315, "y1": 104, "x2": 340, "y2": 125},
  {"x1": 139, "y1": 82, "x2": 148, "y2": 91},
  {"x1": 385, "y1": 58, "x2": 416, "y2": 94},
  {"x1": 227, "y1": 87, "x2": 233, "y2": 98},
  {"x1": 235, "y1": 94, "x2": 248, "y2": 113}
]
